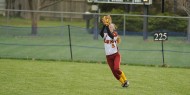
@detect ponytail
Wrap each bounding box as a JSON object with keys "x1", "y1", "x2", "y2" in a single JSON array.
[{"x1": 117, "y1": 36, "x2": 121, "y2": 44}]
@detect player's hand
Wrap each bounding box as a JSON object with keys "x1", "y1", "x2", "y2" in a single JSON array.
[
  {"x1": 101, "y1": 16, "x2": 106, "y2": 25},
  {"x1": 102, "y1": 15, "x2": 112, "y2": 26}
]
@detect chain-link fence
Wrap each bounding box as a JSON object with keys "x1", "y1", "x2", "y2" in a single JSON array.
[{"x1": 0, "y1": 9, "x2": 190, "y2": 68}]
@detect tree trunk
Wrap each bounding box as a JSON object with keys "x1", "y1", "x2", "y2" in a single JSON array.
[
  {"x1": 173, "y1": 0, "x2": 177, "y2": 14},
  {"x1": 28, "y1": 0, "x2": 40, "y2": 36},
  {"x1": 28, "y1": 0, "x2": 63, "y2": 35},
  {"x1": 31, "y1": 12, "x2": 39, "y2": 35}
]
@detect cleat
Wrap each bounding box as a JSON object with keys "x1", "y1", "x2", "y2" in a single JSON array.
[{"x1": 122, "y1": 80, "x2": 129, "y2": 88}]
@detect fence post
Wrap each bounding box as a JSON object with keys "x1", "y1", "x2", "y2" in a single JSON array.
[
  {"x1": 187, "y1": 18, "x2": 190, "y2": 42},
  {"x1": 68, "y1": 25, "x2": 73, "y2": 60},
  {"x1": 93, "y1": 14, "x2": 98, "y2": 40},
  {"x1": 161, "y1": 40, "x2": 165, "y2": 66},
  {"x1": 143, "y1": 5, "x2": 148, "y2": 40},
  {"x1": 123, "y1": 14, "x2": 126, "y2": 36}
]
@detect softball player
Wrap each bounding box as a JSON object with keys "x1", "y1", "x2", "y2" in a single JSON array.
[{"x1": 100, "y1": 15, "x2": 129, "y2": 87}]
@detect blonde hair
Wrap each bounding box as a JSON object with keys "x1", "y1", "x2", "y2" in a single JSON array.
[
  {"x1": 109, "y1": 23, "x2": 115, "y2": 30},
  {"x1": 109, "y1": 23, "x2": 117, "y2": 32},
  {"x1": 109, "y1": 23, "x2": 121, "y2": 44}
]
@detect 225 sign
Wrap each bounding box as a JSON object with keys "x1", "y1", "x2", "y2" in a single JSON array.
[{"x1": 154, "y1": 32, "x2": 168, "y2": 41}]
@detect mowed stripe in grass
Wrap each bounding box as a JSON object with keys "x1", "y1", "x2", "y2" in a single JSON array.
[{"x1": 0, "y1": 59, "x2": 189, "y2": 95}]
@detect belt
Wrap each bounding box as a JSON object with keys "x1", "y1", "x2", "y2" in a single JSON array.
[
  {"x1": 106, "y1": 52, "x2": 119, "y2": 57},
  {"x1": 104, "y1": 40, "x2": 114, "y2": 44}
]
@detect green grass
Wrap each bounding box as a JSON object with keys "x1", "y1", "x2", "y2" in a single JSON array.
[
  {"x1": 0, "y1": 16, "x2": 86, "y2": 27},
  {"x1": 0, "y1": 59, "x2": 189, "y2": 95}
]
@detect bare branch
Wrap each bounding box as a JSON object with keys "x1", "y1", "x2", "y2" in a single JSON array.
[
  {"x1": 182, "y1": 6, "x2": 190, "y2": 16},
  {"x1": 40, "y1": 0, "x2": 46, "y2": 6},
  {"x1": 177, "y1": 0, "x2": 190, "y2": 16},
  {"x1": 28, "y1": 0, "x2": 33, "y2": 10},
  {"x1": 39, "y1": 0, "x2": 64, "y2": 10},
  {"x1": 41, "y1": 0, "x2": 46, "y2": 4}
]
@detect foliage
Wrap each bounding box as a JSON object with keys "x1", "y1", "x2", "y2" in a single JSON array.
[
  {"x1": 125, "y1": 16, "x2": 143, "y2": 32},
  {"x1": 98, "y1": 1, "x2": 188, "y2": 32},
  {"x1": 149, "y1": 13, "x2": 188, "y2": 32},
  {"x1": 100, "y1": 5, "x2": 141, "y2": 31},
  {"x1": 99, "y1": 3, "x2": 126, "y2": 12},
  {"x1": 103, "y1": 10, "x2": 188, "y2": 32},
  {"x1": 100, "y1": 8, "x2": 143, "y2": 32},
  {"x1": 110, "y1": 8, "x2": 125, "y2": 30}
]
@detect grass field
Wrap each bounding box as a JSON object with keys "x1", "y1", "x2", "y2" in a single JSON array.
[
  {"x1": 0, "y1": 59, "x2": 189, "y2": 95},
  {"x1": 0, "y1": 16, "x2": 86, "y2": 27}
]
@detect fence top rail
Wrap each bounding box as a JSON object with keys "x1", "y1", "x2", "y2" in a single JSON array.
[{"x1": 0, "y1": 9, "x2": 190, "y2": 19}]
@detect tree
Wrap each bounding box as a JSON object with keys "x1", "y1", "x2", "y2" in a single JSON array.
[
  {"x1": 28, "y1": 0, "x2": 63, "y2": 35},
  {"x1": 177, "y1": 0, "x2": 190, "y2": 42},
  {"x1": 173, "y1": 0, "x2": 177, "y2": 14},
  {"x1": 5, "y1": 0, "x2": 16, "y2": 16}
]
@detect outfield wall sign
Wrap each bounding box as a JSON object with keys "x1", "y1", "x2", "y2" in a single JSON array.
[{"x1": 87, "y1": 0, "x2": 152, "y2": 5}]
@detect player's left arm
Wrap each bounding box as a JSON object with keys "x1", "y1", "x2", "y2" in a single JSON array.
[{"x1": 105, "y1": 26, "x2": 114, "y2": 39}]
